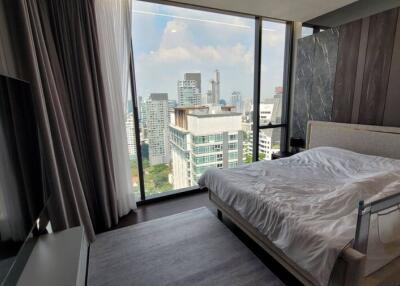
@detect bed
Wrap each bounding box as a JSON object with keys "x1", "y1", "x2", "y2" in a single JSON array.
[{"x1": 198, "y1": 121, "x2": 400, "y2": 286}]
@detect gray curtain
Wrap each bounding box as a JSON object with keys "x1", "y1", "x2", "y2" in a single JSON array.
[
  {"x1": 46, "y1": 0, "x2": 119, "y2": 231},
  {"x1": 0, "y1": 0, "x2": 121, "y2": 241}
]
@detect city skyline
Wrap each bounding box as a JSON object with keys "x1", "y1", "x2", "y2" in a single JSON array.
[
  {"x1": 132, "y1": 1, "x2": 286, "y2": 102},
  {"x1": 125, "y1": 67, "x2": 283, "y2": 195},
  {"x1": 128, "y1": 0, "x2": 286, "y2": 195}
]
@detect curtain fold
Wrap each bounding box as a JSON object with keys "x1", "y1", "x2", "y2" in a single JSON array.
[
  {"x1": 0, "y1": 0, "x2": 134, "y2": 241},
  {"x1": 46, "y1": 0, "x2": 119, "y2": 230},
  {"x1": 94, "y1": 0, "x2": 137, "y2": 215}
]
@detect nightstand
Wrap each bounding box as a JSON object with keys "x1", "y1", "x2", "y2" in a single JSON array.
[{"x1": 271, "y1": 151, "x2": 295, "y2": 160}]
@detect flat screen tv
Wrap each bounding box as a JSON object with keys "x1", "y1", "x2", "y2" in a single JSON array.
[{"x1": 0, "y1": 74, "x2": 47, "y2": 285}]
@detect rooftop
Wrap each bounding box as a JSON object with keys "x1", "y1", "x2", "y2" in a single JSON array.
[
  {"x1": 150, "y1": 93, "x2": 168, "y2": 101},
  {"x1": 187, "y1": 112, "x2": 242, "y2": 118}
]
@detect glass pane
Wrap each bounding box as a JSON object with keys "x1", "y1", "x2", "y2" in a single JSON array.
[
  {"x1": 259, "y1": 20, "x2": 287, "y2": 126},
  {"x1": 132, "y1": 1, "x2": 255, "y2": 195},
  {"x1": 259, "y1": 128, "x2": 281, "y2": 160},
  {"x1": 301, "y1": 26, "x2": 314, "y2": 38},
  {"x1": 125, "y1": 97, "x2": 141, "y2": 199}
]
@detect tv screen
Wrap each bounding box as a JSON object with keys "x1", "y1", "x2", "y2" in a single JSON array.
[{"x1": 0, "y1": 74, "x2": 46, "y2": 284}]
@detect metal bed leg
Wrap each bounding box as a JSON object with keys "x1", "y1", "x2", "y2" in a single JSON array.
[{"x1": 217, "y1": 209, "x2": 222, "y2": 220}]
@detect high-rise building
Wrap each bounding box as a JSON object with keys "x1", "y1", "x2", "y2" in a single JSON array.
[
  {"x1": 208, "y1": 70, "x2": 220, "y2": 105},
  {"x1": 127, "y1": 97, "x2": 134, "y2": 113},
  {"x1": 259, "y1": 129, "x2": 280, "y2": 159},
  {"x1": 201, "y1": 92, "x2": 209, "y2": 105},
  {"x1": 271, "y1": 87, "x2": 283, "y2": 124},
  {"x1": 206, "y1": 90, "x2": 213, "y2": 104},
  {"x1": 184, "y1": 73, "x2": 201, "y2": 92},
  {"x1": 125, "y1": 112, "x2": 137, "y2": 160},
  {"x1": 245, "y1": 89, "x2": 283, "y2": 160},
  {"x1": 168, "y1": 99, "x2": 177, "y2": 112},
  {"x1": 139, "y1": 97, "x2": 147, "y2": 125},
  {"x1": 259, "y1": 101, "x2": 275, "y2": 124},
  {"x1": 177, "y1": 74, "x2": 201, "y2": 106},
  {"x1": 230, "y1": 91, "x2": 243, "y2": 114},
  {"x1": 270, "y1": 89, "x2": 283, "y2": 146},
  {"x1": 139, "y1": 97, "x2": 148, "y2": 140},
  {"x1": 170, "y1": 106, "x2": 243, "y2": 189},
  {"x1": 146, "y1": 93, "x2": 170, "y2": 165}
]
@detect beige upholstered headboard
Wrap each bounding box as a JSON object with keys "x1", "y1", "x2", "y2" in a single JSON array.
[{"x1": 306, "y1": 121, "x2": 400, "y2": 159}]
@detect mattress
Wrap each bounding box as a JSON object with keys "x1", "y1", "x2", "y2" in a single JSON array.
[{"x1": 198, "y1": 147, "x2": 400, "y2": 286}]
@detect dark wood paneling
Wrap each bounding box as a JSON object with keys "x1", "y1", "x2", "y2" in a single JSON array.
[
  {"x1": 332, "y1": 20, "x2": 362, "y2": 123},
  {"x1": 383, "y1": 9, "x2": 400, "y2": 127},
  {"x1": 358, "y1": 8, "x2": 399, "y2": 125},
  {"x1": 351, "y1": 18, "x2": 370, "y2": 123}
]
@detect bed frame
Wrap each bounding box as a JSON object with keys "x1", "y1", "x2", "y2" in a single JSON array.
[{"x1": 208, "y1": 121, "x2": 400, "y2": 286}]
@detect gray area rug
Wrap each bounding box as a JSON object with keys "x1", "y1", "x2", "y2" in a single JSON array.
[{"x1": 88, "y1": 207, "x2": 283, "y2": 286}]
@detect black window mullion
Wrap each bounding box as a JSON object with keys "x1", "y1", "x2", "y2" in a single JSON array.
[
  {"x1": 281, "y1": 22, "x2": 294, "y2": 153},
  {"x1": 129, "y1": 43, "x2": 146, "y2": 202},
  {"x1": 259, "y1": 123, "x2": 287, "y2": 129},
  {"x1": 252, "y1": 16, "x2": 262, "y2": 162}
]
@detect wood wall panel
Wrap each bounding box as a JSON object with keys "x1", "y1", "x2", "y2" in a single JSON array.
[
  {"x1": 358, "y1": 8, "x2": 399, "y2": 125},
  {"x1": 383, "y1": 8, "x2": 400, "y2": 127},
  {"x1": 351, "y1": 18, "x2": 370, "y2": 124},
  {"x1": 292, "y1": 7, "x2": 400, "y2": 140},
  {"x1": 332, "y1": 20, "x2": 362, "y2": 123}
]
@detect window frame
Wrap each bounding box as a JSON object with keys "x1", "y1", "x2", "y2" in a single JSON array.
[{"x1": 130, "y1": 0, "x2": 294, "y2": 203}]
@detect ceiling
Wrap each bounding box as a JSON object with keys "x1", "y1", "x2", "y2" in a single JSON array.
[
  {"x1": 308, "y1": 0, "x2": 400, "y2": 27},
  {"x1": 167, "y1": 0, "x2": 359, "y2": 22}
]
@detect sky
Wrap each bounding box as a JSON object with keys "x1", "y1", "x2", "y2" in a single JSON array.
[{"x1": 132, "y1": 1, "x2": 286, "y2": 103}]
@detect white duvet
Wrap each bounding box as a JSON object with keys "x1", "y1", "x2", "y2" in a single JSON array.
[{"x1": 198, "y1": 147, "x2": 400, "y2": 286}]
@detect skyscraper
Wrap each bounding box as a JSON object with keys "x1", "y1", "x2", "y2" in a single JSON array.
[
  {"x1": 168, "y1": 99, "x2": 177, "y2": 113},
  {"x1": 230, "y1": 91, "x2": 243, "y2": 114},
  {"x1": 208, "y1": 70, "x2": 220, "y2": 105},
  {"x1": 125, "y1": 112, "x2": 137, "y2": 160},
  {"x1": 170, "y1": 106, "x2": 243, "y2": 189},
  {"x1": 146, "y1": 93, "x2": 170, "y2": 165},
  {"x1": 184, "y1": 73, "x2": 201, "y2": 92},
  {"x1": 177, "y1": 73, "x2": 201, "y2": 106},
  {"x1": 245, "y1": 89, "x2": 283, "y2": 160}
]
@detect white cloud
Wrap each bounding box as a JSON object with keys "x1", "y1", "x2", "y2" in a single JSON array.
[
  {"x1": 133, "y1": 7, "x2": 286, "y2": 102},
  {"x1": 134, "y1": 18, "x2": 256, "y2": 100}
]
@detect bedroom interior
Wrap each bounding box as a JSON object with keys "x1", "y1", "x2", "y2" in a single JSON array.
[{"x1": 1, "y1": 0, "x2": 400, "y2": 286}]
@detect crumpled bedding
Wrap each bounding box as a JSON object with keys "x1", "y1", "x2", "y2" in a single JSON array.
[{"x1": 198, "y1": 147, "x2": 400, "y2": 286}]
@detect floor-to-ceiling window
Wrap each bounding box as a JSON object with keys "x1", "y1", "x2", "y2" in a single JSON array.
[
  {"x1": 128, "y1": 0, "x2": 292, "y2": 200},
  {"x1": 126, "y1": 90, "x2": 141, "y2": 200},
  {"x1": 258, "y1": 20, "x2": 288, "y2": 160}
]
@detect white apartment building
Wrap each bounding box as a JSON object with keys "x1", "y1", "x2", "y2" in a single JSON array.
[
  {"x1": 146, "y1": 93, "x2": 170, "y2": 165},
  {"x1": 259, "y1": 102, "x2": 274, "y2": 124},
  {"x1": 259, "y1": 129, "x2": 280, "y2": 159},
  {"x1": 125, "y1": 112, "x2": 137, "y2": 160},
  {"x1": 244, "y1": 93, "x2": 283, "y2": 160},
  {"x1": 170, "y1": 106, "x2": 243, "y2": 189}
]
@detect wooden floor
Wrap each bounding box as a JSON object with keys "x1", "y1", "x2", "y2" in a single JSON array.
[{"x1": 106, "y1": 191, "x2": 301, "y2": 286}]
